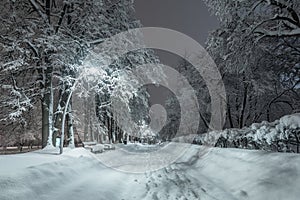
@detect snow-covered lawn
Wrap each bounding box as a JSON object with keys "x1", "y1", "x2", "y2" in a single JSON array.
[{"x1": 1, "y1": 143, "x2": 300, "y2": 200}]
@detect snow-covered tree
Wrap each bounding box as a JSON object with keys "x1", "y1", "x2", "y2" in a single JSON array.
[
  {"x1": 0, "y1": 0, "x2": 162, "y2": 149},
  {"x1": 204, "y1": 0, "x2": 300, "y2": 128}
]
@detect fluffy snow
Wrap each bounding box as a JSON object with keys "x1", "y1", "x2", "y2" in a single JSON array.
[
  {"x1": 194, "y1": 113, "x2": 300, "y2": 152},
  {"x1": 117, "y1": 142, "x2": 165, "y2": 153},
  {"x1": 1, "y1": 143, "x2": 300, "y2": 200},
  {"x1": 280, "y1": 113, "x2": 300, "y2": 130},
  {"x1": 84, "y1": 144, "x2": 105, "y2": 153}
]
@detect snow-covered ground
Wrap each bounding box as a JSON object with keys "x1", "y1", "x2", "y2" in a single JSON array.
[{"x1": 1, "y1": 143, "x2": 300, "y2": 200}]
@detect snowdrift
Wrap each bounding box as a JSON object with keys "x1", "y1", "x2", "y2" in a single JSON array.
[
  {"x1": 194, "y1": 113, "x2": 300, "y2": 153},
  {"x1": 1, "y1": 144, "x2": 300, "y2": 200}
]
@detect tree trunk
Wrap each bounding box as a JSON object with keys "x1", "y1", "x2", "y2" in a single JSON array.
[
  {"x1": 89, "y1": 99, "x2": 94, "y2": 142},
  {"x1": 199, "y1": 112, "x2": 210, "y2": 130},
  {"x1": 52, "y1": 89, "x2": 65, "y2": 146},
  {"x1": 84, "y1": 97, "x2": 89, "y2": 142},
  {"x1": 294, "y1": 131, "x2": 300, "y2": 154},
  {"x1": 107, "y1": 117, "x2": 111, "y2": 143},
  {"x1": 42, "y1": 100, "x2": 49, "y2": 148},
  {"x1": 239, "y1": 83, "x2": 248, "y2": 129},
  {"x1": 114, "y1": 120, "x2": 118, "y2": 143},
  {"x1": 227, "y1": 102, "x2": 234, "y2": 128},
  {"x1": 45, "y1": 0, "x2": 51, "y2": 23},
  {"x1": 89, "y1": 115, "x2": 93, "y2": 142},
  {"x1": 67, "y1": 102, "x2": 75, "y2": 148},
  {"x1": 42, "y1": 66, "x2": 54, "y2": 148},
  {"x1": 235, "y1": 95, "x2": 240, "y2": 126},
  {"x1": 110, "y1": 117, "x2": 114, "y2": 143},
  {"x1": 41, "y1": 0, "x2": 53, "y2": 147}
]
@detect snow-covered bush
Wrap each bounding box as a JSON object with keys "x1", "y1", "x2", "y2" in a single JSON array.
[{"x1": 194, "y1": 113, "x2": 300, "y2": 153}]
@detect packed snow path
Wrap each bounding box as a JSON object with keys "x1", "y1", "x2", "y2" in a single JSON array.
[{"x1": 1, "y1": 143, "x2": 300, "y2": 200}]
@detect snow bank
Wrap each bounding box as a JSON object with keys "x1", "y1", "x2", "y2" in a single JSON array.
[
  {"x1": 1, "y1": 144, "x2": 300, "y2": 200},
  {"x1": 181, "y1": 146, "x2": 300, "y2": 200},
  {"x1": 194, "y1": 113, "x2": 300, "y2": 153},
  {"x1": 142, "y1": 145, "x2": 300, "y2": 200},
  {"x1": 0, "y1": 147, "x2": 146, "y2": 200}
]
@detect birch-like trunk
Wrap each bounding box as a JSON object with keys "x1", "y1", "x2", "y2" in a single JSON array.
[{"x1": 67, "y1": 103, "x2": 75, "y2": 148}]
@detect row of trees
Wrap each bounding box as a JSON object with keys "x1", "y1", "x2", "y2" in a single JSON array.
[
  {"x1": 204, "y1": 0, "x2": 300, "y2": 128},
  {"x1": 162, "y1": 0, "x2": 299, "y2": 140},
  {"x1": 0, "y1": 0, "x2": 159, "y2": 150},
  {"x1": 163, "y1": 0, "x2": 300, "y2": 137},
  {"x1": 183, "y1": 0, "x2": 300, "y2": 152}
]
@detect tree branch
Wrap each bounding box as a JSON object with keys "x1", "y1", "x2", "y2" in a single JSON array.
[
  {"x1": 254, "y1": 28, "x2": 300, "y2": 38},
  {"x1": 28, "y1": 0, "x2": 48, "y2": 24}
]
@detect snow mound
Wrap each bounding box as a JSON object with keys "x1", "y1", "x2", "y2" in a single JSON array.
[
  {"x1": 280, "y1": 113, "x2": 300, "y2": 129},
  {"x1": 83, "y1": 144, "x2": 105, "y2": 154},
  {"x1": 1, "y1": 145, "x2": 300, "y2": 200},
  {"x1": 194, "y1": 113, "x2": 300, "y2": 153}
]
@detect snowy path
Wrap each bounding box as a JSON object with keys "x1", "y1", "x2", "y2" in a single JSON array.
[{"x1": 1, "y1": 143, "x2": 300, "y2": 200}]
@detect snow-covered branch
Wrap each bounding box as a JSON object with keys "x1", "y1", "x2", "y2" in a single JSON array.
[{"x1": 254, "y1": 28, "x2": 300, "y2": 38}]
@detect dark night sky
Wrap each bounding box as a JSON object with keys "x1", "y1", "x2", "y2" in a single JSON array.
[
  {"x1": 134, "y1": 0, "x2": 219, "y2": 46},
  {"x1": 133, "y1": 0, "x2": 220, "y2": 105}
]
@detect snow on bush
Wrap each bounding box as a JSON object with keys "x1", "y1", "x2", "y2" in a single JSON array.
[{"x1": 194, "y1": 113, "x2": 300, "y2": 153}]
